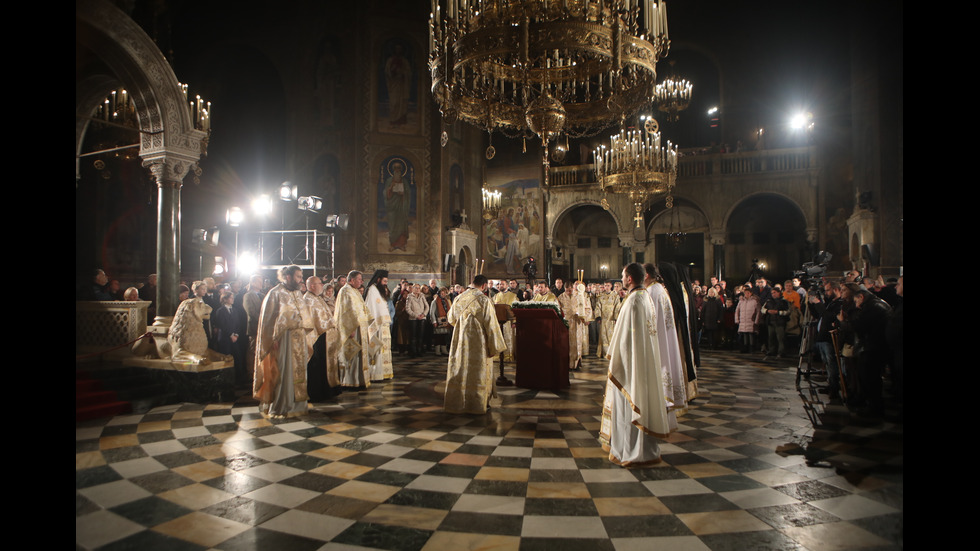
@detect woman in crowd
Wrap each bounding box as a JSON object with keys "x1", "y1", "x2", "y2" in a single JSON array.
[
  {"x1": 734, "y1": 285, "x2": 761, "y2": 353},
  {"x1": 405, "y1": 283, "x2": 428, "y2": 357},
  {"x1": 428, "y1": 286, "x2": 453, "y2": 355}
]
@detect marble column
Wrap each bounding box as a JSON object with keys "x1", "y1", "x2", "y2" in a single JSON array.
[
  {"x1": 144, "y1": 157, "x2": 192, "y2": 324},
  {"x1": 619, "y1": 234, "x2": 634, "y2": 268},
  {"x1": 710, "y1": 231, "x2": 726, "y2": 280}
]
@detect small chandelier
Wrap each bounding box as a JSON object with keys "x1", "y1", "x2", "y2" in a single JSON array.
[
  {"x1": 594, "y1": 127, "x2": 677, "y2": 227},
  {"x1": 430, "y1": 1, "x2": 671, "y2": 185},
  {"x1": 654, "y1": 60, "x2": 691, "y2": 122},
  {"x1": 482, "y1": 187, "x2": 502, "y2": 220},
  {"x1": 665, "y1": 194, "x2": 686, "y2": 246}
]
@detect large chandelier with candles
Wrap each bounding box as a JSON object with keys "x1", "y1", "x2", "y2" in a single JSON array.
[
  {"x1": 429, "y1": 0, "x2": 671, "y2": 184},
  {"x1": 594, "y1": 126, "x2": 677, "y2": 227},
  {"x1": 654, "y1": 60, "x2": 692, "y2": 122}
]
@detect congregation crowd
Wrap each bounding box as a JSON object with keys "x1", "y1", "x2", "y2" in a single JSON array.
[{"x1": 80, "y1": 258, "x2": 902, "y2": 461}]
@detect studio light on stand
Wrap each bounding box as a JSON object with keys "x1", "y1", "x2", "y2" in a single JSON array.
[{"x1": 296, "y1": 196, "x2": 323, "y2": 270}]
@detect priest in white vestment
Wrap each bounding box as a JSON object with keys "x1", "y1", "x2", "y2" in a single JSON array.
[
  {"x1": 643, "y1": 263, "x2": 689, "y2": 432},
  {"x1": 334, "y1": 270, "x2": 373, "y2": 389},
  {"x1": 599, "y1": 263, "x2": 672, "y2": 467},
  {"x1": 364, "y1": 270, "x2": 394, "y2": 381},
  {"x1": 558, "y1": 282, "x2": 591, "y2": 371},
  {"x1": 444, "y1": 275, "x2": 507, "y2": 414},
  {"x1": 253, "y1": 265, "x2": 316, "y2": 418}
]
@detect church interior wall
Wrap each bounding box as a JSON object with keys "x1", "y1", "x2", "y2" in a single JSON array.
[{"x1": 76, "y1": 1, "x2": 901, "y2": 296}]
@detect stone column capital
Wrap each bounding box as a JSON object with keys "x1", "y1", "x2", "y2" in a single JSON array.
[{"x1": 142, "y1": 154, "x2": 196, "y2": 187}]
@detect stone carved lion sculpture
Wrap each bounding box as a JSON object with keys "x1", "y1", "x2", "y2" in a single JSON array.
[{"x1": 167, "y1": 297, "x2": 225, "y2": 365}]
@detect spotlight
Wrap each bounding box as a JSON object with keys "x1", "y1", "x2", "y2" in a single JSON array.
[
  {"x1": 298, "y1": 195, "x2": 323, "y2": 212},
  {"x1": 191, "y1": 227, "x2": 220, "y2": 246},
  {"x1": 238, "y1": 252, "x2": 258, "y2": 275},
  {"x1": 279, "y1": 181, "x2": 298, "y2": 202},
  {"x1": 251, "y1": 194, "x2": 273, "y2": 216},
  {"x1": 226, "y1": 206, "x2": 244, "y2": 227},
  {"x1": 789, "y1": 111, "x2": 813, "y2": 130},
  {"x1": 325, "y1": 214, "x2": 349, "y2": 230}
]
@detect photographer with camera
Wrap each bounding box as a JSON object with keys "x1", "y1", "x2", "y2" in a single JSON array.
[{"x1": 809, "y1": 281, "x2": 845, "y2": 400}]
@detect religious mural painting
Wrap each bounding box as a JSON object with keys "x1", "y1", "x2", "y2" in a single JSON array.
[
  {"x1": 484, "y1": 163, "x2": 543, "y2": 276},
  {"x1": 376, "y1": 155, "x2": 417, "y2": 254},
  {"x1": 376, "y1": 36, "x2": 419, "y2": 135}
]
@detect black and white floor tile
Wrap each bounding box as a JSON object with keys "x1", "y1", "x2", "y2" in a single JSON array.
[{"x1": 76, "y1": 349, "x2": 902, "y2": 550}]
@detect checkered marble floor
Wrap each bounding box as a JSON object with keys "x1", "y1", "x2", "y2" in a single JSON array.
[{"x1": 76, "y1": 350, "x2": 903, "y2": 550}]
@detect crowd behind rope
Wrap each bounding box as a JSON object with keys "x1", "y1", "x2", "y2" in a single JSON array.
[{"x1": 80, "y1": 265, "x2": 903, "y2": 418}]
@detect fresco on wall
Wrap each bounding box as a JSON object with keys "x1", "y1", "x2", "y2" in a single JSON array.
[
  {"x1": 377, "y1": 37, "x2": 419, "y2": 134},
  {"x1": 484, "y1": 164, "x2": 542, "y2": 276},
  {"x1": 376, "y1": 155, "x2": 417, "y2": 254}
]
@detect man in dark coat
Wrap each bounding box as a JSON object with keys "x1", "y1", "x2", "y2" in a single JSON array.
[{"x1": 762, "y1": 288, "x2": 789, "y2": 359}]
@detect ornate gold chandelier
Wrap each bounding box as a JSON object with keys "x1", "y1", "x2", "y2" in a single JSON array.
[
  {"x1": 429, "y1": 0, "x2": 671, "y2": 183},
  {"x1": 594, "y1": 127, "x2": 677, "y2": 227},
  {"x1": 654, "y1": 61, "x2": 691, "y2": 122}
]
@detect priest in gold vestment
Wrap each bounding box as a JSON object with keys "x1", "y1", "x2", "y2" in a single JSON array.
[
  {"x1": 444, "y1": 275, "x2": 507, "y2": 414},
  {"x1": 557, "y1": 281, "x2": 592, "y2": 371},
  {"x1": 253, "y1": 265, "x2": 316, "y2": 418},
  {"x1": 596, "y1": 282, "x2": 620, "y2": 358},
  {"x1": 492, "y1": 280, "x2": 518, "y2": 362},
  {"x1": 304, "y1": 276, "x2": 341, "y2": 401},
  {"x1": 334, "y1": 270, "x2": 373, "y2": 389},
  {"x1": 532, "y1": 281, "x2": 557, "y2": 302},
  {"x1": 599, "y1": 263, "x2": 672, "y2": 467}
]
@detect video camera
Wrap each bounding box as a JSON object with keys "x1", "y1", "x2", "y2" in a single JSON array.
[{"x1": 793, "y1": 251, "x2": 832, "y2": 300}]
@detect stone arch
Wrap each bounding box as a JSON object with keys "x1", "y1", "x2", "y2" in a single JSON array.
[
  {"x1": 645, "y1": 194, "x2": 709, "y2": 236},
  {"x1": 76, "y1": 0, "x2": 206, "y2": 321},
  {"x1": 456, "y1": 245, "x2": 473, "y2": 284},
  {"x1": 76, "y1": 0, "x2": 203, "y2": 165},
  {"x1": 643, "y1": 196, "x2": 710, "y2": 281},
  {"x1": 723, "y1": 192, "x2": 809, "y2": 281},
  {"x1": 547, "y1": 198, "x2": 626, "y2": 247},
  {"x1": 550, "y1": 201, "x2": 623, "y2": 280},
  {"x1": 722, "y1": 191, "x2": 810, "y2": 233}
]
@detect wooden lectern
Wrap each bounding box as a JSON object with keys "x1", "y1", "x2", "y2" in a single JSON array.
[{"x1": 512, "y1": 308, "x2": 570, "y2": 390}]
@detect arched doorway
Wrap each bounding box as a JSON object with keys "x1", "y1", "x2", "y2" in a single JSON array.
[
  {"x1": 552, "y1": 205, "x2": 620, "y2": 282},
  {"x1": 455, "y1": 246, "x2": 472, "y2": 286},
  {"x1": 725, "y1": 194, "x2": 807, "y2": 283},
  {"x1": 646, "y1": 199, "x2": 708, "y2": 283}
]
